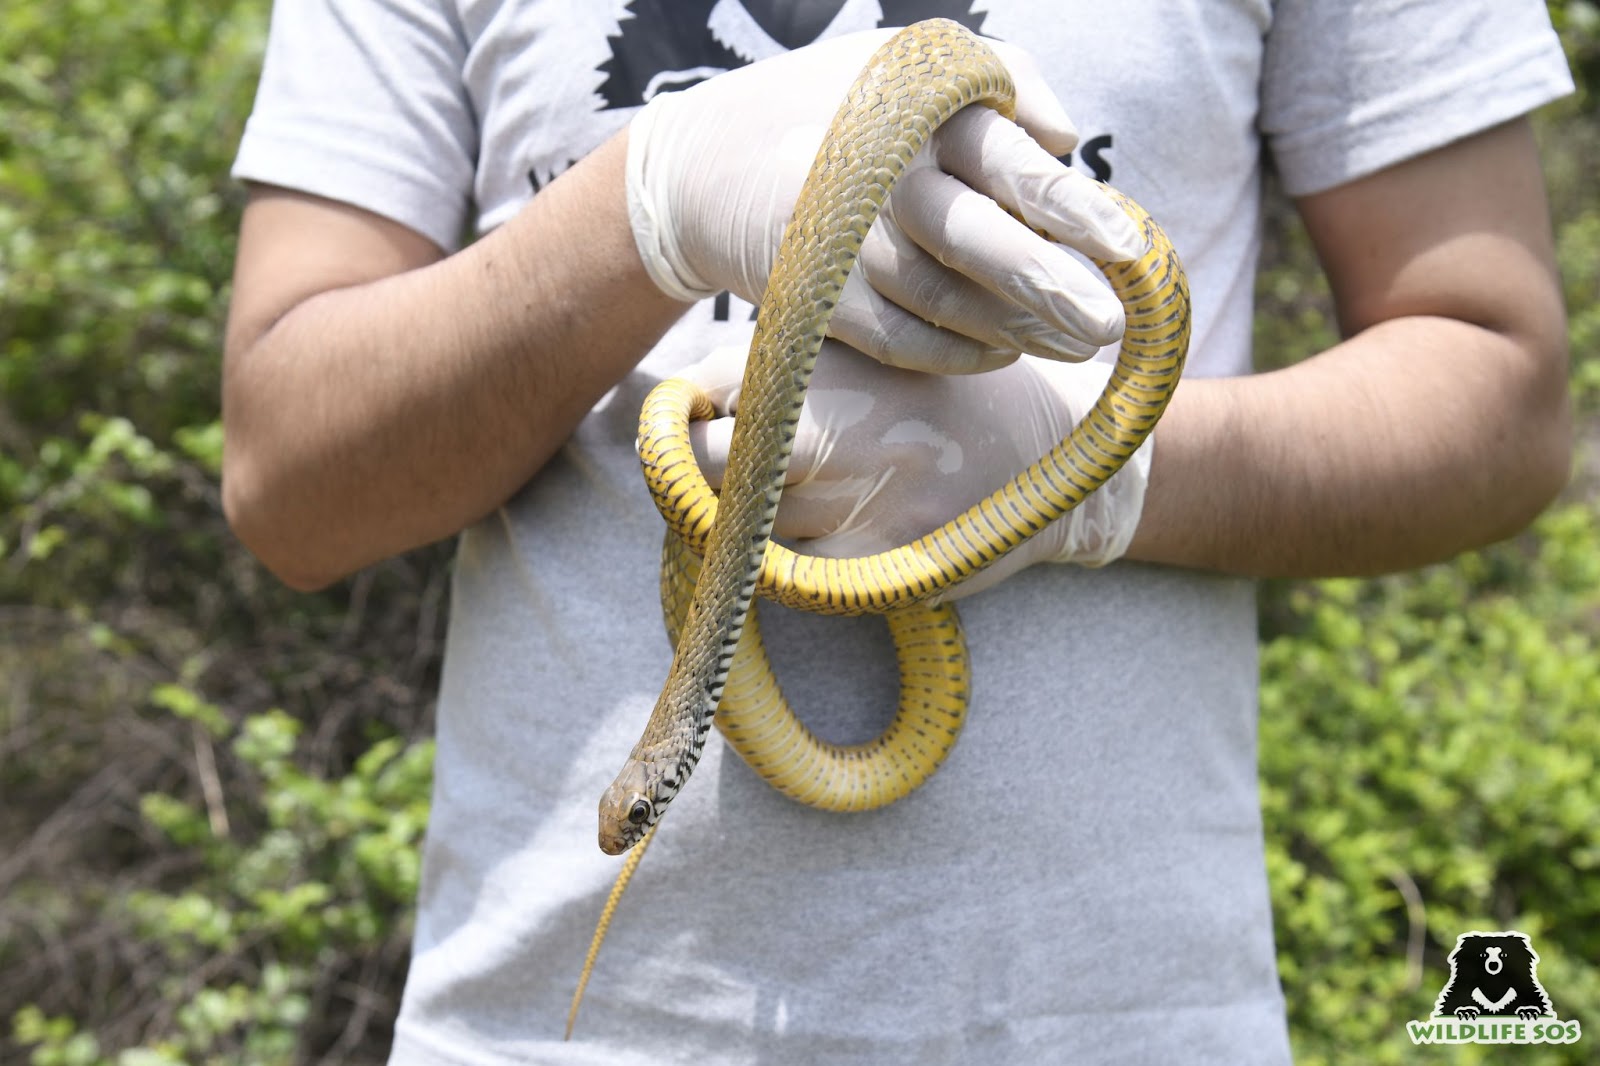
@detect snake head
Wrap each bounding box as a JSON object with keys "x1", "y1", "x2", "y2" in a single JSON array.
[{"x1": 598, "y1": 762, "x2": 665, "y2": 855}]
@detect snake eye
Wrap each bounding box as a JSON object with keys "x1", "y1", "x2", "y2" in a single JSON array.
[{"x1": 627, "y1": 798, "x2": 652, "y2": 826}]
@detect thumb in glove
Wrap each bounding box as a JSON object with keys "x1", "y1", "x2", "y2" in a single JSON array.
[{"x1": 678, "y1": 340, "x2": 1153, "y2": 603}]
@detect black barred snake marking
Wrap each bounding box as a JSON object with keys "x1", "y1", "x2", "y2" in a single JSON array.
[{"x1": 567, "y1": 18, "x2": 1189, "y2": 1036}]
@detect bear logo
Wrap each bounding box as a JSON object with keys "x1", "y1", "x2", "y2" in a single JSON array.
[{"x1": 1433, "y1": 931, "x2": 1553, "y2": 1022}]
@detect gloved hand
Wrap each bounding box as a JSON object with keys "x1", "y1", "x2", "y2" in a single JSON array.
[
  {"x1": 627, "y1": 29, "x2": 1148, "y2": 375},
  {"x1": 680, "y1": 340, "x2": 1153, "y2": 602}
]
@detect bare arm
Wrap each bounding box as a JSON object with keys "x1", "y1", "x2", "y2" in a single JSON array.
[
  {"x1": 222, "y1": 132, "x2": 685, "y2": 590},
  {"x1": 1127, "y1": 118, "x2": 1570, "y2": 577}
]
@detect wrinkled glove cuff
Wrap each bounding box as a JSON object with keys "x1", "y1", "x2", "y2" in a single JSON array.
[{"x1": 626, "y1": 96, "x2": 719, "y2": 303}]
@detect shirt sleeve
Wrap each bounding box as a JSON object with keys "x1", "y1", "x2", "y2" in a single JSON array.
[
  {"x1": 1261, "y1": 0, "x2": 1574, "y2": 197},
  {"x1": 231, "y1": 0, "x2": 478, "y2": 252}
]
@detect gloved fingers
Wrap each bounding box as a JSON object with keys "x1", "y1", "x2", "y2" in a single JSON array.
[
  {"x1": 932, "y1": 106, "x2": 1147, "y2": 262},
  {"x1": 683, "y1": 406, "x2": 891, "y2": 538},
  {"x1": 680, "y1": 343, "x2": 873, "y2": 492},
  {"x1": 674, "y1": 343, "x2": 1152, "y2": 601},
  {"x1": 687, "y1": 415, "x2": 733, "y2": 491},
  {"x1": 830, "y1": 269, "x2": 1022, "y2": 374},
  {"x1": 884, "y1": 163, "x2": 1127, "y2": 358},
  {"x1": 685, "y1": 413, "x2": 892, "y2": 540},
  {"x1": 673, "y1": 345, "x2": 748, "y2": 414},
  {"x1": 858, "y1": 202, "x2": 1105, "y2": 365},
  {"x1": 684, "y1": 404, "x2": 871, "y2": 494},
  {"x1": 674, "y1": 346, "x2": 748, "y2": 493},
  {"x1": 767, "y1": 473, "x2": 895, "y2": 548},
  {"x1": 985, "y1": 39, "x2": 1079, "y2": 158},
  {"x1": 680, "y1": 340, "x2": 878, "y2": 490}
]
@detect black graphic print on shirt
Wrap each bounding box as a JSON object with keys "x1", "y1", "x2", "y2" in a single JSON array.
[
  {"x1": 595, "y1": 0, "x2": 989, "y2": 109},
  {"x1": 526, "y1": 0, "x2": 1114, "y2": 324}
]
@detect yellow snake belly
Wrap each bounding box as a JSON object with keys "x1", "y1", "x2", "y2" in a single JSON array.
[{"x1": 568, "y1": 18, "x2": 1190, "y2": 1037}]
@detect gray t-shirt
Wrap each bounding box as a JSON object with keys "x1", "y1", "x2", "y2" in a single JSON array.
[{"x1": 233, "y1": 2, "x2": 1571, "y2": 1062}]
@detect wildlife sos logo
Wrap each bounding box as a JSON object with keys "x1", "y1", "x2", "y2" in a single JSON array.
[{"x1": 1407, "y1": 931, "x2": 1582, "y2": 1045}]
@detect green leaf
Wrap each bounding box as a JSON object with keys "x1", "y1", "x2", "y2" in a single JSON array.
[{"x1": 149, "y1": 683, "x2": 229, "y2": 738}]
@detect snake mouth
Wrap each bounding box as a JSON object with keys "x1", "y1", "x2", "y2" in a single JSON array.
[
  {"x1": 597, "y1": 806, "x2": 649, "y2": 854},
  {"x1": 598, "y1": 776, "x2": 657, "y2": 855},
  {"x1": 597, "y1": 827, "x2": 636, "y2": 856},
  {"x1": 597, "y1": 806, "x2": 646, "y2": 855}
]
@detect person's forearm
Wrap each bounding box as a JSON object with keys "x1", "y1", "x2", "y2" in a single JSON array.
[
  {"x1": 1128, "y1": 316, "x2": 1571, "y2": 577},
  {"x1": 222, "y1": 133, "x2": 684, "y2": 590}
]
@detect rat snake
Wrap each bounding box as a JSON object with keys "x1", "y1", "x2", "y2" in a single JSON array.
[{"x1": 567, "y1": 18, "x2": 1190, "y2": 1037}]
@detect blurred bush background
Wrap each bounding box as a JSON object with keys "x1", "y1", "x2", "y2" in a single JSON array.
[{"x1": 1, "y1": 2, "x2": 1596, "y2": 1062}]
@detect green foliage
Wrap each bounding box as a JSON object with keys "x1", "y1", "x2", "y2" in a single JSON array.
[
  {"x1": 0, "y1": 0, "x2": 259, "y2": 606},
  {"x1": 1562, "y1": 213, "x2": 1600, "y2": 409},
  {"x1": 1252, "y1": 6, "x2": 1600, "y2": 1058},
  {"x1": 10, "y1": 695, "x2": 432, "y2": 1065},
  {"x1": 0, "y1": 0, "x2": 258, "y2": 433},
  {"x1": 1545, "y1": 2, "x2": 1600, "y2": 416},
  {"x1": 1, "y1": 0, "x2": 447, "y2": 1060},
  {"x1": 1260, "y1": 502, "x2": 1600, "y2": 1063},
  {"x1": 1549, "y1": 0, "x2": 1600, "y2": 108}
]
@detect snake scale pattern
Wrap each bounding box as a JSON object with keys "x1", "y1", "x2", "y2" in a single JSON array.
[{"x1": 567, "y1": 19, "x2": 1190, "y2": 1037}]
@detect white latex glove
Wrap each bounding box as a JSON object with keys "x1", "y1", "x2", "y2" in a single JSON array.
[
  {"x1": 627, "y1": 29, "x2": 1148, "y2": 374},
  {"x1": 680, "y1": 341, "x2": 1153, "y2": 602}
]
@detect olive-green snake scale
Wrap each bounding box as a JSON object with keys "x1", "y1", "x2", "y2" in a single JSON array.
[{"x1": 567, "y1": 18, "x2": 1190, "y2": 1037}]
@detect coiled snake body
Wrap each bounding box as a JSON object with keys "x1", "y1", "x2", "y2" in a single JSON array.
[{"x1": 568, "y1": 18, "x2": 1189, "y2": 1036}]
